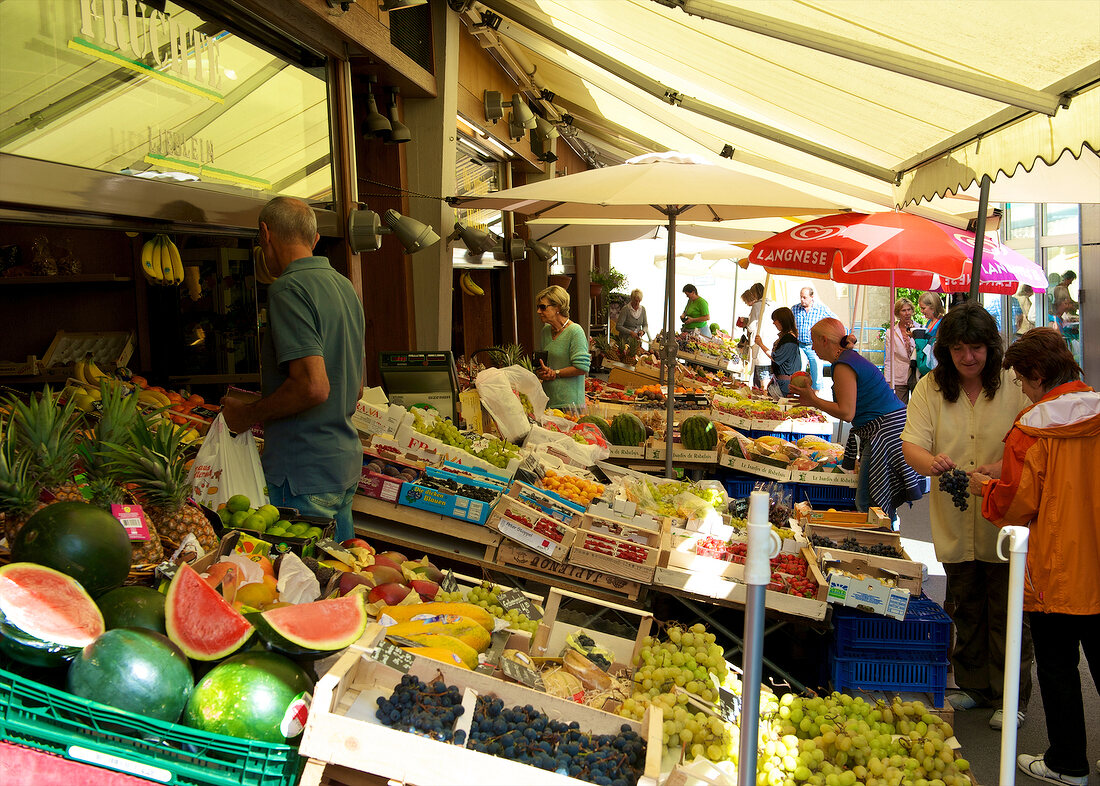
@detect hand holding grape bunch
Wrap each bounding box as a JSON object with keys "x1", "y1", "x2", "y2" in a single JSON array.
[{"x1": 938, "y1": 468, "x2": 971, "y2": 510}]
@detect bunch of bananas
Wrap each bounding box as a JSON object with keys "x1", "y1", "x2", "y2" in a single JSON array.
[
  {"x1": 458, "y1": 271, "x2": 484, "y2": 296},
  {"x1": 73, "y1": 353, "x2": 110, "y2": 387},
  {"x1": 139, "y1": 234, "x2": 184, "y2": 286}
]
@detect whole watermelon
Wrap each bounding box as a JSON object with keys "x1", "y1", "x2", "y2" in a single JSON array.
[
  {"x1": 96, "y1": 586, "x2": 167, "y2": 635},
  {"x1": 184, "y1": 651, "x2": 313, "y2": 743},
  {"x1": 609, "y1": 413, "x2": 646, "y2": 446},
  {"x1": 67, "y1": 628, "x2": 193, "y2": 723},
  {"x1": 13, "y1": 502, "x2": 131, "y2": 597},
  {"x1": 680, "y1": 415, "x2": 718, "y2": 450},
  {"x1": 577, "y1": 415, "x2": 612, "y2": 441}
]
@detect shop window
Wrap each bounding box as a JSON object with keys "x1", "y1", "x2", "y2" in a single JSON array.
[
  {"x1": 1044, "y1": 244, "x2": 1081, "y2": 366},
  {"x1": 0, "y1": 0, "x2": 331, "y2": 201},
  {"x1": 1043, "y1": 203, "x2": 1079, "y2": 237},
  {"x1": 1005, "y1": 203, "x2": 1035, "y2": 241}
]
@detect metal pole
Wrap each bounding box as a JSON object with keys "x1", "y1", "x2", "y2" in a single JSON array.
[
  {"x1": 997, "y1": 525, "x2": 1030, "y2": 786},
  {"x1": 738, "y1": 490, "x2": 773, "y2": 785},
  {"x1": 969, "y1": 174, "x2": 991, "y2": 300},
  {"x1": 664, "y1": 210, "x2": 678, "y2": 479}
]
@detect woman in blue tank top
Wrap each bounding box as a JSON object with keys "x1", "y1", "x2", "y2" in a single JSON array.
[{"x1": 792, "y1": 318, "x2": 922, "y2": 519}]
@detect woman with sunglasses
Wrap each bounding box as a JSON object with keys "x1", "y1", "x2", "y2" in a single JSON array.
[
  {"x1": 968, "y1": 327, "x2": 1100, "y2": 786},
  {"x1": 900, "y1": 301, "x2": 1033, "y2": 730},
  {"x1": 534, "y1": 285, "x2": 591, "y2": 411}
]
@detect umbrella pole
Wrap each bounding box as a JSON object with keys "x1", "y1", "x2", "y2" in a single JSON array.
[
  {"x1": 664, "y1": 210, "x2": 678, "y2": 479},
  {"x1": 969, "y1": 175, "x2": 991, "y2": 300}
]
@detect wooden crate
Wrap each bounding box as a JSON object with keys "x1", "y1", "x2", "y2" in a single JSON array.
[
  {"x1": 797, "y1": 506, "x2": 891, "y2": 529},
  {"x1": 486, "y1": 496, "x2": 578, "y2": 563},
  {"x1": 490, "y1": 540, "x2": 643, "y2": 599},
  {"x1": 568, "y1": 513, "x2": 667, "y2": 583},
  {"x1": 299, "y1": 639, "x2": 662, "y2": 786},
  {"x1": 804, "y1": 523, "x2": 923, "y2": 594},
  {"x1": 530, "y1": 587, "x2": 653, "y2": 670},
  {"x1": 40, "y1": 330, "x2": 134, "y2": 373}
]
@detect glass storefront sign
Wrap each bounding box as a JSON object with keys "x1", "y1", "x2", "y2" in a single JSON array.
[{"x1": 0, "y1": 0, "x2": 331, "y2": 200}]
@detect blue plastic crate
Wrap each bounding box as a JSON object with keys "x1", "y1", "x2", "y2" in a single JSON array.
[
  {"x1": 833, "y1": 595, "x2": 951, "y2": 658},
  {"x1": 791, "y1": 481, "x2": 858, "y2": 510},
  {"x1": 829, "y1": 647, "x2": 948, "y2": 707},
  {"x1": 720, "y1": 476, "x2": 795, "y2": 500}
]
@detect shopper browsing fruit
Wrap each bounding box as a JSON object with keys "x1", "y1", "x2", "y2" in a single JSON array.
[
  {"x1": 913, "y1": 291, "x2": 945, "y2": 376},
  {"x1": 739, "y1": 283, "x2": 772, "y2": 388},
  {"x1": 790, "y1": 285, "x2": 838, "y2": 391},
  {"x1": 792, "y1": 317, "x2": 922, "y2": 520},
  {"x1": 220, "y1": 197, "x2": 365, "y2": 542},
  {"x1": 534, "y1": 285, "x2": 591, "y2": 411},
  {"x1": 764, "y1": 307, "x2": 801, "y2": 397},
  {"x1": 679, "y1": 283, "x2": 711, "y2": 336},
  {"x1": 883, "y1": 297, "x2": 917, "y2": 404},
  {"x1": 614, "y1": 288, "x2": 648, "y2": 359},
  {"x1": 966, "y1": 327, "x2": 1100, "y2": 786},
  {"x1": 899, "y1": 302, "x2": 1033, "y2": 729}
]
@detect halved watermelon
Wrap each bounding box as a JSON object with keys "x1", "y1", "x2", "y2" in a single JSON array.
[
  {"x1": 248, "y1": 594, "x2": 368, "y2": 658},
  {"x1": 165, "y1": 563, "x2": 253, "y2": 661},
  {"x1": 0, "y1": 562, "x2": 105, "y2": 667}
]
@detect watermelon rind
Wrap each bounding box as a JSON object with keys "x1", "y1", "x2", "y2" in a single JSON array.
[
  {"x1": 0, "y1": 562, "x2": 106, "y2": 668},
  {"x1": 184, "y1": 651, "x2": 314, "y2": 743},
  {"x1": 96, "y1": 586, "x2": 167, "y2": 635},
  {"x1": 12, "y1": 502, "x2": 132, "y2": 598},
  {"x1": 247, "y1": 595, "x2": 367, "y2": 658},
  {"x1": 165, "y1": 563, "x2": 254, "y2": 661},
  {"x1": 67, "y1": 628, "x2": 193, "y2": 723}
]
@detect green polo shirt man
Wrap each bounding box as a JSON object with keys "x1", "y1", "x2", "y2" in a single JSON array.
[
  {"x1": 220, "y1": 197, "x2": 365, "y2": 541},
  {"x1": 680, "y1": 284, "x2": 711, "y2": 337}
]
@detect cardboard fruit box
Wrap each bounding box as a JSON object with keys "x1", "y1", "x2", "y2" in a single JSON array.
[
  {"x1": 396, "y1": 467, "x2": 504, "y2": 526},
  {"x1": 506, "y1": 481, "x2": 587, "y2": 527},
  {"x1": 487, "y1": 496, "x2": 578, "y2": 563},
  {"x1": 530, "y1": 587, "x2": 654, "y2": 673},
  {"x1": 301, "y1": 629, "x2": 662, "y2": 786},
  {"x1": 822, "y1": 557, "x2": 911, "y2": 621},
  {"x1": 804, "y1": 523, "x2": 922, "y2": 594},
  {"x1": 568, "y1": 513, "x2": 668, "y2": 583}
]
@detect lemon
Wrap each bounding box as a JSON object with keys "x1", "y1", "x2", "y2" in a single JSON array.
[{"x1": 226, "y1": 494, "x2": 251, "y2": 513}]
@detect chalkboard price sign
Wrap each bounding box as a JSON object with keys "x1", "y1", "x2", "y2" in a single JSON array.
[
  {"x1": 497, "y1": 588, "x2": 542, "y2": 620},
  {"x1": 374, "y1": 639, "x2": 414, "y2": 673},
  {"x1": 500, "y1": 656, "x2": 544, "y2": 690},
  {"x1": 440, "y1": 569, "x2": 460, "y2": 594}
]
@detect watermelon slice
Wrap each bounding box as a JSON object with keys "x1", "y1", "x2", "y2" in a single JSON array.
[
  {"x1": 248, "y1": 594, "x2": 368, "y2": 658},
  {"x1": 0, "y1": 562, "x2": 105, "y2": 667},
  {"x1": 165, "y1": 563, "x2": 253, "y2": 661}
]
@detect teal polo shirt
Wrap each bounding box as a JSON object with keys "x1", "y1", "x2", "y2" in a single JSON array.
[{"x1": 260, "y1": 256, "x2": 365, "y2": 495}]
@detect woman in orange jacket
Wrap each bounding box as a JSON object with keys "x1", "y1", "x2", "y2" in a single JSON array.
[{"x1": 969, "y1": 327, "x2": 1100, "y2": 786}]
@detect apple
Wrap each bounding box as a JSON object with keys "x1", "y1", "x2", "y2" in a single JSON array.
[
  {"x1": 368, "y1": 582, "x2": 412, "y2": 606},
  {"x1": 338, "y1": 572, "x2": 374, "y2": 597},
  {"x1": 341, "y1": 538, "x2": 375, "y2": 553},
  {"x1": 409, "y1": 579, "x2": 440, "y2": 601},
  {"x1": 362, "y1": 564, "x2": 404, "y2": 586},
  {"x1": 377, "y1": 550, "x2": 408, "y2": 565}
]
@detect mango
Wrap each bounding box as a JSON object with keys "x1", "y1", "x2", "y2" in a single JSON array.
[
  {"x1": 385, "y1": 616, "x2": 492, "y2": 652},
  {"x1": 379, "y1": 602, "x2": 495, "y2": 632}
]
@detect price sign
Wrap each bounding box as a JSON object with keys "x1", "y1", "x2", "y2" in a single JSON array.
[
  {"x1": 440, "y1": 569, "x2": 460, "y2": 594},
  {"x1": 373, "y1": 640, "x2": 414, "y2": 673},
  {"x1": 111, "y1": 504, "x2": 150, "y2": 541},
  {"x1": 481, "y1": 630, "x2": 512, "y2": 666},
  {"x1": 499, "y1": 656, "x2": 544, "y2": 691},
  {"x1": 497, "y1": 588, "x2": 542, "y2": 620},
  {"x1": 385, "y1": 634, "x2": 423, "y2": 649},
  {"x1": 717, "y1": 686, "x2": 741, "y2": 724}
]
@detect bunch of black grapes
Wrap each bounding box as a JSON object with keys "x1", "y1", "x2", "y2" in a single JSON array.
[{"x1": 938, "y1": 468, "x2": 970, "y2": 510}]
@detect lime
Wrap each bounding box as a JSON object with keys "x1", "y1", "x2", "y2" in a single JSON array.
[
  {"x1": 217, "y1": 507, "x2": 232, "y2": 524},
  {"x1": 287, "y1": 522, "x2": 310, "y2": 537},
  {"x1": 244, "y1": 513, "x2": 268, "y2": 533},
  {"x1": 304, "y1": 526, "x2": 324, "y2": 539},
  {"x1": 228, "y1": 510, "x2": 250, "y2": 528},
  {"x1": 226, "y1": 495, "x2": 251, "y2": 514},
  {"x1": 258, "y1": 504, "x2": 280, "y2": 525},
  {"x1": 266, "y1": 526, "x2": 287, "y2": 536}
]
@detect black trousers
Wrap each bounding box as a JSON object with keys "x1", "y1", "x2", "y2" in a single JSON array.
[
  {"x1": 942, "y1": 560, "x2": 1033, "y2": 709},
  {"x1": 1030, "y1": 610, "x2": 1100, "y2": 777}
]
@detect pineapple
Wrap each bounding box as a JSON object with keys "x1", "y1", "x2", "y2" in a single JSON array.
[
  {"x1": 3, "y1": 386, "x2": 83, "y2": 516},
  {"x1": 104, "y1": 419, "x2": 217, "y2": 552},
  {"x1": 78, "y1": 383, "x2": 164, "y2": 565},
  {"x1": 0, "y1": 419, "x2": 42, "y2": 544}
]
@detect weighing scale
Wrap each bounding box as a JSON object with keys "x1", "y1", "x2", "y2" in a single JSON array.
[{"x1": 378, "y1": 351, "x2": 460, "y2": 421}]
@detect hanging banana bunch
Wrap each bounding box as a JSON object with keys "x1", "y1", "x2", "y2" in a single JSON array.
[
  {"x1": 459, "y1": 271, "x2": 484, "y2": 296},
  {"x1": 139, "y1": 234, "x2": 185, "y2": 286}
]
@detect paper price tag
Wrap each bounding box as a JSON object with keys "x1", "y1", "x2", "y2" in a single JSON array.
[
  {"x1": 373, "y1": 640, "x2": 414, "y2": 673},
  {"x1": 497, "y1": 588, "x2": 542, "y2": 620},
  {"x1": 499, "y1": 656, "x2": 544, "y2": 691},
  {"x1": 440, "y1": 569, "x2": 460, "y2": 594},
  {"x1": 717, "y1": 686, "x2": 741, "y2": 724},
  {"x1": 111, "y1": 504, "x2": 150, "y2": 542}
]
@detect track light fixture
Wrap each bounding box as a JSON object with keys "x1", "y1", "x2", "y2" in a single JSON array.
[
  {"x1": 348, "y1": 207, "x2": 439, "y2": 254},
  {"x1": 491, "y1": 235, "x2": 526, "y2": 261},
  {"x1": 386, "y1": 87, "x2": 411, "y2": 144},
  {"x1": 363, "y1": 76, "x2": 391, "y2": 137},
  {"x1": 484, "y1": 91, "x2": 536, "y2": 141},
  {"x1": 525, "y1": 239, "x2": 557, "y2": 264},
  {"x1": 448, "y1": 222, "x2": 496, "y2": 254}
]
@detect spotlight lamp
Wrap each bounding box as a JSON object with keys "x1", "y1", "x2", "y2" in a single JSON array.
[
  {"x1": 386, "y1": 87, "x2": 411, "y2": 144},
  {"x1": 484, "y1": 91, "x2": 536, "y2": 140},
  {"x1": 348, "y1": 207, "x2": 440, "y2": 254},
  {"x1": 525, "y1": 239, "x2": 557, "y2": 264},
  {"x1": 448, "y1": 222, "x2": 496, "y2": 254},
  {"x1": 533, "y1": 116, "x2": 558, "y2": 144},
  {"x1": 363, "y1": 76, "x2": 391, "y2": 137},
  {"x1": 491, "y1": 235, "x2": 526, "y2": 261}
]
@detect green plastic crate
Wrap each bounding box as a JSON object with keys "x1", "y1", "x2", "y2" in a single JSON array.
[{"x1": 0, "y1": 664, "x2": 302, "y2": 786}]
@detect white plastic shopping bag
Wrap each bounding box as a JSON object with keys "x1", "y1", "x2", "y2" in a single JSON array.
[
  {"x1": 475, "y1": 365, "x2": 549, "y2": 443},
  {"x1": 186, "y1": 414, "x2": 269, "y2": 509}
]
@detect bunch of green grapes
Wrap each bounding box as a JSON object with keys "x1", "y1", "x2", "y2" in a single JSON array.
[
  {"x1": 412, "y1": 412, "x2": 472, "y2": 449},
  {"x1": 756, "y1": 691, "x2": 972, "y2": 786},
  {"x1": 435, "y1": 582, "x2": 539, "y2": 634},
  {"x1": 469, "y1": 436, "x2": 521, "y2": 469},
  {"x1": 617, "y1": 623, "x2": 739, "y2": 763}
]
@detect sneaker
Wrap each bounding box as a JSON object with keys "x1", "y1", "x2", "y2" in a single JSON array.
[
  {"x1": 947, "y1": 691, "x2": 978, "y2": 710},
  {"x1": 989, "y1": 708, "x2": 1026, "y2": 729},
  {"x1": 1017, "y1": 754, "x2": 1088, "y2": 785}
]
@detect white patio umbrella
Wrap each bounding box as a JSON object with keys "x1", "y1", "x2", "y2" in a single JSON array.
[{"x1": 453, "y1": 152, "x2": 845, "y2": 479}]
